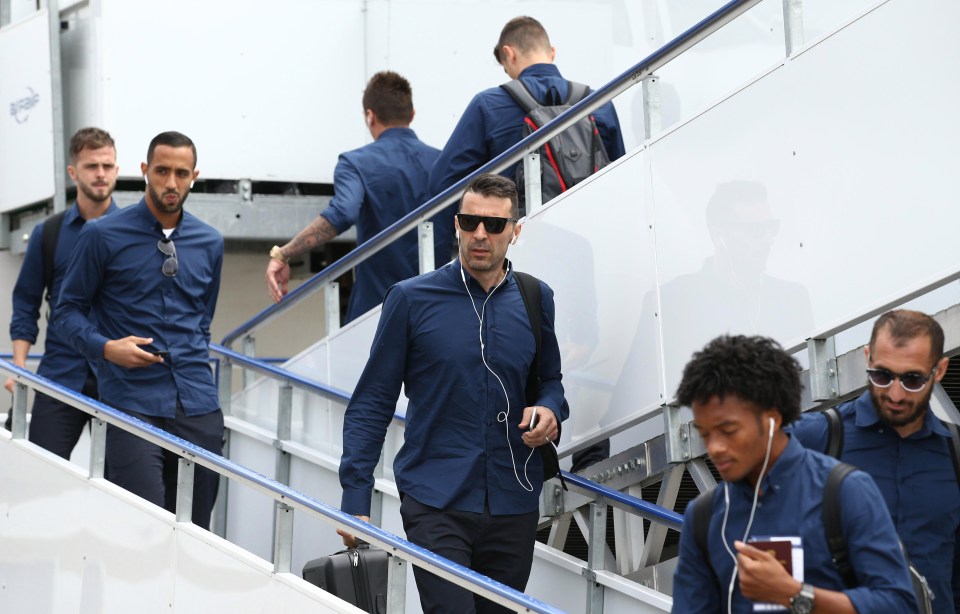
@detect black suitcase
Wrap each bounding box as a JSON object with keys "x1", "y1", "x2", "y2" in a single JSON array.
[{"x1": 302, "y1": 544, "x2": 390, "y2": 613}]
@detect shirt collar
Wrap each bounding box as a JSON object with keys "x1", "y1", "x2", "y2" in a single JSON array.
[
  {"x1": 518, "y1": 63, "x2": 561, "y2": 79},
  {"x1": 377, "y1": 127, "x2": 417, "y2": 141},
  {"x1": 133, "y1": 197, "x2": 182, "y2": 234},
  {"x1": 447, "y1": 258, "x2": 514, "y2": 294},
  {"x1": 64, "y1": 199, "x2": 119, "y2": 225},
  {"x1": 853, "y1": 388, "x2": 950, "y2": 437},
  {"x1": 730, "y1": 434, "x2": 805, "y2": 498}
]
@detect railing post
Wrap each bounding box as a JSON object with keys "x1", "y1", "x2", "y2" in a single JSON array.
[
  {"x1": 807, "y1": 337, "x2": 839, "y2": 402},
  {"x1": 273, "y1": 501, "x2": 294, "y2": 574},
  {"x1": 641, "y1": 74, "x2": 662, "y2": 140},
  {"x1": 176, "y1": 458, "x2": 195, "y2": 524},
  {"x1": 89, "y1": 418, "x2": 107, "y2": 479},
  {"x1": 585, "y1": 501, "x2": 607, "y2": 614},
  {"x1": 218, "y1": 356, "x2": 233, "y2": 417},
  {"x1": 275, "y1": 382, "x2": 293, "y2": 485},
  {"x1": 523, "y1": 152, "x2": 542, "y2": 217},
  {"x1": 663, "y1": 403, "x2": 691, "y2": 464},
  {"x1": 242, "y1": 335, "x2": 256, "y2": 389},
  {"x1": 541, "y1": 481, "x2": 565, "y2": 518},
  {"x1": 324, "y1": 282, "x2": 341, "y2": 336},
  {"x1": 11, "y1": 381, "x2": 27, "y2": 439},
  {"x1": 782, "y1": 0, "x2": 804, "y2": 56},
  {"x1": 387, "y1": 555, "x2": 408, "y2": 613},
  {"x1": 418, "y1": 221, "x2": 435, "y2": 274}
]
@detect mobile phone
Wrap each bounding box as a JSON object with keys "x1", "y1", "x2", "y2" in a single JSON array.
[
  {"x1": 528, "y1": 407, "x2": 538, "y2": 431},
  {"x1": 150, "y1": 350, "x2": 170, "y2": 360}
]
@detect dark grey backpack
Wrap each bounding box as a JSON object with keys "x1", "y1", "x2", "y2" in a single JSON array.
[{"x1": 501, "y1": 79, "x2": 610, "y2": 213}]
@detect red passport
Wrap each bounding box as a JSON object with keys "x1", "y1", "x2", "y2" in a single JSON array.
[{"x1": 747, "y1": 539, "x2": 793, "y2": 575}]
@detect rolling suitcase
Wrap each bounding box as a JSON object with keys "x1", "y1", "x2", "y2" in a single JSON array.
[{"x1": 302, "y1": 544, "x2": 390, "y2": 613}]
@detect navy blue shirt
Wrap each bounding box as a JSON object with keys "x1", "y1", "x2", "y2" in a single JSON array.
[
  {"x1": 791, "y1": 391, "x2": 960, "y2": 614},
  {"x1": 10, "y1": 201, "x2": 119, "y2": 390},
  {"x1": 672, "y1": 436, "x2": 917, "y2": 613},
  {"x1": 55, "y1": 199, "x2": 223, "y2": 417},
  {"x1": 428, "y1": 63, "x2": 626, "y2": 197},
  {"x1": 321, "y1": 128, "x2": 442, "y2": 323},
  {"x1": 340, "y1": 259, "x2": 567, "y2": 516}
]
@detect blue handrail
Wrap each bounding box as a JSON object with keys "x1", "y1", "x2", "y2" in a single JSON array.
[
  {"x1": 0, "y1": 358, "x2": 567, "y2": 613},
  {"x1": 221, "y1": 0, "x2": 765, "y2": 348}
]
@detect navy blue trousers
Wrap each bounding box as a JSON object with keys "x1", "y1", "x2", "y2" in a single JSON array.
[
  {"x1": 106, "y1": 402, "x2": 223, "y2": 530},
  {"x1": 399, "y1": 494, "x2": 539, "y2": 614},
  {"x1": 28, "y1": 368, "x2": 98, "y2": 460}
]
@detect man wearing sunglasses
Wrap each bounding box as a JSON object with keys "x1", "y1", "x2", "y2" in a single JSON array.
[
  {"x1": 56, "y1": 131, "x2": 225, "y2": 531},
  {"x1": 791, "y1": 310, "x2": 959, "y2": 614},
  {"x1": 339, "y1": 173, "x2": 567, "y2": 613}
]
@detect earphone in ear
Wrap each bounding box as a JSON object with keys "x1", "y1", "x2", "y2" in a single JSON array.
[
  {"x1": 190, "y1": 181, "x2": 195, "y2": 189},
  {"x1": 768, "y1": 416, "x2": 774, "y2": 440},
  {"x1": 144, "y1": 176, "x2": 149, "y2": 185},
  {"x1": 510, "y1": 235, "x2": 518, "y2": 246}
]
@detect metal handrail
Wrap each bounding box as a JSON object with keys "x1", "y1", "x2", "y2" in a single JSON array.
[
  {"x1": 0, "y1": 358, "x2": 566, "y2": 614},
  {"x1": 221, "y1": 0, "x2": 766, "y2": 348}
]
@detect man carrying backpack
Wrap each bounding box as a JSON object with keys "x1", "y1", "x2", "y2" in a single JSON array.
[
  {"x1": 6, "y1": 127, "x2": 119, "y2": 459},
  {"x1": 672, "y1": 334, "x2": 916, "y2": 613},
  {"x1": 791, "y1": 310, "x2": 960, "y2": 614},
  {"x1": 429, "y1": 16, "x2": 625, "y2": 216}
]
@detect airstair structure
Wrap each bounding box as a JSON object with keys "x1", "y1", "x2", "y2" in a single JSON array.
[{"x1": 3, "y1": 0, "x2": 960, "y2": 612}]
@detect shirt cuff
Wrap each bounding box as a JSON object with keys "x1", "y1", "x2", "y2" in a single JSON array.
[{"x1": 341, "y1": 487, "x2": 373, "y2": 517}]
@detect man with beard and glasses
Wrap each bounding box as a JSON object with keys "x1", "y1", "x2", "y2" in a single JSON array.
[
  {"x1": 7, "y1": 127, "x2": 119, "y2": 458},
  {"x1": 56, "y1": 131, "x2": 225, "y2": 531},
  {"x1": 791, "y1": 309, "x2": 960, "y2": 614}
]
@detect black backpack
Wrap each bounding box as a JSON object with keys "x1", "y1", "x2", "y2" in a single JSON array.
[
  {"x1": 500, "y1": 79, "x2": 610, "y2": 213},
  {"x1": 514, "y1": 270, "x2": 566, "y2": 489}
]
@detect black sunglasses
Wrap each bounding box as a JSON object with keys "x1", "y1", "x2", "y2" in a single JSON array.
[
  {"x1": 865, "y1": 367, "x2": 937, "y2": 393},
  {"x1": 456, "y1": 213, "x2": 517, "y2": 234},
  {"x1": 157, "y1": 238, "x2": 178, "y2": 277}
]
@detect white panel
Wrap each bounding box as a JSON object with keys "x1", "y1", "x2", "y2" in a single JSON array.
[
  {"x1": 511, "y1": 149, "x2": 664, "y2": 442},
  {"x1": 224, "y1": 432, "x2": 276, "y2": 562},
  {"x1": 0, "y1": 10, "x2": 56, "y2": 211},
  {"x1": 97, "y1": 0, "x2": 366, "y2": 183}
]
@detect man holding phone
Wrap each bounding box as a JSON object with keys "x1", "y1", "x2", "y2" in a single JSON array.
[
  {"x1": 56, "y1": 131, "x2": 224, "y2": 531},
  {"x1": 671, "y1": 335, "x2": 916, "y2": 613}
]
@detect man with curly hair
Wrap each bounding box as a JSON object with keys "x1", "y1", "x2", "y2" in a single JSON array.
[{"x1": 671, "y1": 335, "x2": 915, "y2": 613}]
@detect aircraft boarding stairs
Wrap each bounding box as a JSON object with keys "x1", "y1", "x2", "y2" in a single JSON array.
[{"x1": 3, "y1": 0, "x2": 960, "y2": 611}]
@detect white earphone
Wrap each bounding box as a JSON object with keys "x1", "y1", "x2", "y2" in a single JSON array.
[
  {"x1": 144, "y1": 175, "x2": 149, "y2": 185},
  {"x1": 190, "y1": 181, "x2": 195, "y2": 189},
  {"x1": 510, "y1": 235, "x2": 518, "y2": 246}
]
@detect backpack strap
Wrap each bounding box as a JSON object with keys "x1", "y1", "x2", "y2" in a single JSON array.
[
  {"x1": 41, "y1": 210, "x2": 66, "y2": 302},
  {"x1": 823, "y1": 462, "x2": 858, "y2": 588},
  {"x1": 823, "y1": 406, "x2": 845, "y2": 458},
  {"x1": 500, "y1": 80, "x2": 540, "y2": 115},
  {"x1": 692, "y1": 488, "x2": 716, "y2": 562},
  {"x1": 944, "y1": 420, "x2": 960, "y2": 494},
  {"x1": 564, "y1": 81, "x2": 591, "y2": 105},
  {"x1": 514, "y1": 270, "x2": 565, "y2": 488}
]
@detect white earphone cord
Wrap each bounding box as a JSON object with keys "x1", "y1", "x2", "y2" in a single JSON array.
[
  {"x1": 719, "y1": 416, "x2": 776, "y2": 614},
  {"x1": 460, "y1": 262, "x2": 536, "y2": 492}
]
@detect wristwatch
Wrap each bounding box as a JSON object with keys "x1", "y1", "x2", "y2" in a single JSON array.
[
  {"x1": 789, "y1": 583, "x2": 815, "y2": 614},
  {"x1": 269, "y1": 245, "x2": 288, "y2": 264}
]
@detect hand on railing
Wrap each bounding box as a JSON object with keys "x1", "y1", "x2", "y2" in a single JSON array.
[
  {"x1": 266, "y1": 257, "x2": 291, "y2": 304},
  {"x1": 337, "y1": 515, "x2": 371, "y2": 548}
]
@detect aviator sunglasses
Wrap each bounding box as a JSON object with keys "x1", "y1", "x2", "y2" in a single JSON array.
[
  {"x1": 157, "y1": 238, "x2": 178, "y2": 277},
  {"x1": 455, "y1": 213, "x2": 517, "y2": 234},
  {"x1": 865, "y1": 366, "x2": 937, "y2": 393}
]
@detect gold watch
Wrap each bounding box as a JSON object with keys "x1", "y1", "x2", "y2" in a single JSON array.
[{"x1": 269, "y1": 245, "x2": 288, "y2": 264}]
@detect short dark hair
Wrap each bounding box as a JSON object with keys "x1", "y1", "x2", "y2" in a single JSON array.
[
  {"x1": 69, "y1": 127, "x2": 115, "y2": 163},
  {"x1": 147, "y1": 131, "x2": 197, "y2": 168},
  {"x1": 676, "y1": 335, "x2": 802, "y2": 426},
  {"x1": 362, "y1": 71, "x2": 414, "y2": 125},
  {"x1": 493, "y1": 16, "x2": 551, "y2": 64},
  {"x1": 459, "y1": 174, "x2": 520, "y2": 219},
  {"x1": 869, "y1": 309, "x2": 944, "y2": 364}
]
